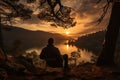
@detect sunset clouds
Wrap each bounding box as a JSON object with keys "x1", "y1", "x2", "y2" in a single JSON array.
[{"x1": 15, "y1": 0, "x2": 112, "y2": 37}]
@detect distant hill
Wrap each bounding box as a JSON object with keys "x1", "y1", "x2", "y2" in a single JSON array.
[
  {"x1": 73, "y1": 31, "x2": 120, "y2": 55},
  {"x1": 2, "y1": 25, "x2": 68, "y2": 49}
]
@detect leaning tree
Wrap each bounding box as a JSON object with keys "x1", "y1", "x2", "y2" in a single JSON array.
[{"x1": 96, "y1": 0, "x2": 120, "y2": 66}]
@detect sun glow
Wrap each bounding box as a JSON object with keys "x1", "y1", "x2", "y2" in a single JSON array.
[
  {"x1": 66, "y1": 31, "x2": 70, "y2": 35},
  {"x1": 66, "y1": 44, "x2": 69, "y2": 50}
]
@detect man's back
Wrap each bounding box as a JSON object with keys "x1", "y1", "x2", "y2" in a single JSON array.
[{"x1": 40, "y1": 44, "x2": 63, "y2": 68}]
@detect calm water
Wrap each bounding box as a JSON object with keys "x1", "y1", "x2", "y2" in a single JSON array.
[{"x1": 26, "y1": 40, "x2": 97, "y2": 64}]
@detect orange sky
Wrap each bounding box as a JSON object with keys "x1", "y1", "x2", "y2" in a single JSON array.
[{"x1": 14, "y1": 0, "x2": 111, "y2": 38}]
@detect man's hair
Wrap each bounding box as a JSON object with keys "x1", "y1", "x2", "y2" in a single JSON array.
[{"x1": 48, "y1": 38, "x2": 54, "y2": 44}]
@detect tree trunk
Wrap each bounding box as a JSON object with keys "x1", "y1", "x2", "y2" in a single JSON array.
[
  {"x1": 96, "y1": 2, "x2": 120, "y2": 66},
  {"x1": 0, "y1": 15, "x2": 4, "y2": 50}
]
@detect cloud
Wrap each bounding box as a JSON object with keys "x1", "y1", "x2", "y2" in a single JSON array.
[
  {"x1": 14, "y1": 0, "x2": 112, "y2": 36},
  {"x1": 64, "y1": 0, "x2": 112, "y2": 35}
]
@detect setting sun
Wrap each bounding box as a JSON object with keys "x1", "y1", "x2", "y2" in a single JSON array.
[{"x1": 66, "y1": 31, "x2": 70, "y2": 35}]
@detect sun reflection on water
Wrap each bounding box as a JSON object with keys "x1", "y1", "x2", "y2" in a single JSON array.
[{"x1": 66, "y1": 44, "x2": 69, "y2": 50}]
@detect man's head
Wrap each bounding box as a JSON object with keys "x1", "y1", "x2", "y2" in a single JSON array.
[{"x1": 48, "y1": 38, "x2": 54, "y2": 45}]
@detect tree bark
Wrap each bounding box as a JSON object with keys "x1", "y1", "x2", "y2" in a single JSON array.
[
  {"x1": 96, "y1": 2, "x2": 120, "y2": 66},
  {"x1": 0, "y1": 15, "x2": 4, "y2": 50}
]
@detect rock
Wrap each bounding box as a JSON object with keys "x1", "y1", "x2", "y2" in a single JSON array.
[
  {"x1": 0, "y1": 48, "x2": 7, "y2": 61},
  {"x1": 15, "y1": 56, "x2": 37, "y2": 73},
  {"x1": 0, "y1": 68, "x2": 8, "y2": 80}
]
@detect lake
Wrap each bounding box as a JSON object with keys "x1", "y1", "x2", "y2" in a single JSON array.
[{"x1": 26, "y1": 40, "x2": 97, "y2": 65}]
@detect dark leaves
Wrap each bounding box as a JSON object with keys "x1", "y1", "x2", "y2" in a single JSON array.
[
  {"x1": 27, "y1": 0, "x2": 36, "y2": 3},
  {"x1": 0, "y1": 0, "x2": 76, "y2": 28},
  {"x1": 38, "y1": 0, "x2": 76, "y2": 28},
  {"x1": 96, "y1": 0, "x2": 111, "y2": 24},
  {"x1": 40, "y1": 0, "x2": 46, "y2": 6},
  {"x1": 14, "y1": 4, "x2": 33, "y2": 19},
  {"x1": 0, "y1": 0, "x2": 33, "y2": 24}
]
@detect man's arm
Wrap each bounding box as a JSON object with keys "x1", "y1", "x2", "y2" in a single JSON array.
[
  {"x1": 56, "y1": 48, "x2": 63, "y2": 61},
  {"x1": 39, "y1": 48, "x2": 45, "y2": 59}
]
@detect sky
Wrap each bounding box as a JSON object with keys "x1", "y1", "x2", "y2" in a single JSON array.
[{"x1": 14, "y1": 0, "x2": 112, "y2": 37}]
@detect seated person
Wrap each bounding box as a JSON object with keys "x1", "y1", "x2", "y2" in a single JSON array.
[{"x1": 39, "y1": 38, "x2": 63, "y2": 68}]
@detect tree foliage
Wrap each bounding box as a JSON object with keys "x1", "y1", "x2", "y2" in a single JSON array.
[
  {"x1": 96, "y1": 0, "x2": 115, "y2": 24},
  {"x1": 0, "y1": 0, "x2": 76, "y2": 28},
  {"x1": 0, "y1": 0, "x2": 33, "y2": 24},
  {"x1": 38, "y1": 0, "x2": 76, "y2": 28}
]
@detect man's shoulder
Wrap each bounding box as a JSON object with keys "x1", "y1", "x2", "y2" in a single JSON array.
[
  {"x1": 43, "y1": 45, "x2": 59, "y2": 50},
  {"x1": 42, "y1": 46, "x2": 47, "y2": 50},
  {"x1": 54, "y1": 47, "x2": 60, "y2": 51},
  {"x1": 53, "y1": 46, "x2": 59, "y2": 49}
]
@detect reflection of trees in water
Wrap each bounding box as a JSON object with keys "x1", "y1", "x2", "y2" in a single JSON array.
[
  {"x1": 68, "y1": 49, "x2": 97, "y2": 66},
  {"x1": 67, "y1": 31, "x2": 105, "y2": 55},
  {"x1": 64, "y1": 41, "x2": 97, "y2": 65},
  {"x1": 69, "y1": 51, "x2": 80, "y2": 66}
]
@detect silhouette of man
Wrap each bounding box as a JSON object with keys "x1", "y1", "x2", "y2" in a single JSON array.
[{"x1": 40, "y1": 38, "x2": 63, "y2": 68}]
